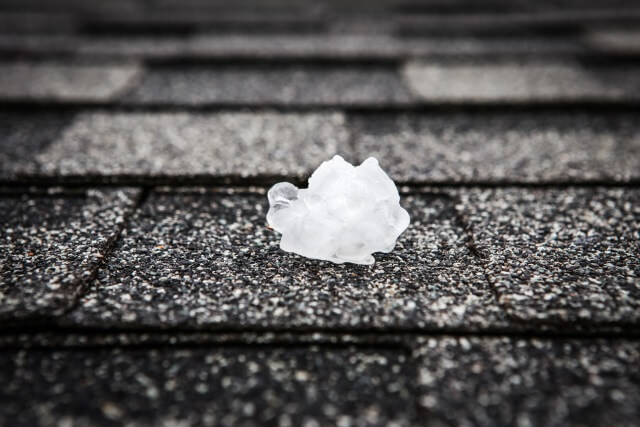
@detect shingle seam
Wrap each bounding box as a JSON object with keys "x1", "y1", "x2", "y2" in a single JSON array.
[
  {"x1": 450, "y1": 190, "x2": 523, "y2": 325},
  {"x1": 3, "y1": 321, "x2": 640, "y2": 339},
  {"x1": 51, "y1": 187, "x2": 150, "y2": 323},
  {"x1": 2, "y1": 330, "x2": 640, "y2": 352}
]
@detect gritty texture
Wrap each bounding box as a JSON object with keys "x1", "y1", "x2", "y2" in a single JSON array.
[
  {"x1": 0, "y1": 188, "x2": 140, "y2": 324},
  {"x1": 0, "y1": 112, "x2": 74, "y2": 179},
  {"x1": 35, "y1": 112, "x2": 350, "y2": 179},
  {"x1": 402, "y1": 61, "x2": 640, "y2": 103},
  {"x1": 414, "y1": 337, "x2": 640, "y2": 427},
  {"x1": 124, "y1": 65, "x2": 414, "y2": 106},
  {"x1": 0, "y1": 346, "x2": 413, "y2": 426},
  {"x1": 457, "y1": 188, "x2": 640, "y2": 324},
  {"x1": 350, "y1": 112, "x2": 640, "y2": 183},
  {"x1": 63, "y1": 190, "x2": 505, "y2": 330},
  {"x1": 0, "y1": 62, "x2": 142, "y2": 101}
]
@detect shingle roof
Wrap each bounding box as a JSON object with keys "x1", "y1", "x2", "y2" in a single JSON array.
[{"x1": 1, "y1": 1, "x2": 639, "y2": 426}]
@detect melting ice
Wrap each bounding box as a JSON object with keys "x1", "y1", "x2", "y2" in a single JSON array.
[{"x1": 267, "y1": 155, "x2": 410, "y2": 265}]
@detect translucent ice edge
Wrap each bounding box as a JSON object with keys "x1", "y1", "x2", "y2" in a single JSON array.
[{"x1": 267, "y1": 155, "x2": 410, "y2": 265}]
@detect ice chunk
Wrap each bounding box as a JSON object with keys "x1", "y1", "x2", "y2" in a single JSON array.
[{"x1": 267, "y1": 155, "x2": 410, "y2": 265}]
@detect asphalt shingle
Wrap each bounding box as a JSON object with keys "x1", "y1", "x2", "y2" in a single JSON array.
[
  {"x1": 414, "y1": 337, "x2": 640, "y2": 427},
  {"x1": 34, "y1": 111, "x2": 350, "y2": 181},
  {"x1": 403, "y1": 61, "x2": 640, "y2": 103},
  {"x1": 395, "y1": 10, "x2": 640, "y2": 36},
  {"x1": 0, "y1": 346, "x2": 412, "y2": 426},
  {"x1": 124, "y1": 64, "x2": 413, "y2": 106},
  {"x1": 0, "y1": 62, "x2": 142, "y2": 102},
  {"x1": 457, "y1": 188, "x2": 640, "y2": 325},
  {"x1": 0, "y1": 188, "x2": 140, "y2": 325},
  {"x1": 63, "y1": 190, "x2": 505, "y2": 331},
  {"x1": 185, "y1": 34, "x2": 406, "y2": 59},
  {"x1": 0, "y1": 34, "x2": 585, "y2": 61},
  {"x1": 0, "y1": 112, "x2": 74, "y2": 180},
  {"x1": 185, "y1": 35, "x2": 585, "y2": 60},
  {"x1": 350, "y1": 112, "x2": 640, "y2": 184},
  {"x1": 81, "y1": 11, "x2": 327, "y2": 35},
  {"x1": 2, "y1": 1, "x2": 640, "y2": 424},
  {"x1": 584, "y1": 28, "x2": 640, "y2": 55},
  {"x1": 0, "y1": 12, "x2": 77, "y2": 34}
]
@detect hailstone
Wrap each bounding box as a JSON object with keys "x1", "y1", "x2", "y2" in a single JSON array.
[{"x1": 266, "y1": 155, "x2": 410, "y2": 265}]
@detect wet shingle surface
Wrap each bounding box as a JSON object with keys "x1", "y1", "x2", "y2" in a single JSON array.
[
  {"x1": 414, "y1": 337, "x2": 640, "y2": 427},
  {"x1": 0, "y1": 188, "x2": 140, "y2": 324},
  {"x1": 64, "y1": 190, "x2": 505, "y2": 330},
  {"x1": 351, "y1": 112, "x2": 640, "y2": 184},
  {"x1": 35, "y1": 112, "x2": 350, "y2": 181},
  {"x1": 457, "y1": 188, "x2": 640, "y2": 325},
  {"x1": 3, "y1": 0, "x2": 640, "y2": 425},
  {"x1": 0, "y1": 346, "x2": 413, "y2": 426}
]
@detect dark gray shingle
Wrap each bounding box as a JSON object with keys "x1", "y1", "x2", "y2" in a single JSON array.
[
  {"x1": 35, "y1": 111, "x2": 350, "y2": 181},
  {"x1": 0, "y1": 62, "x2": 142, "y2": 102},
  {"x1": 0, "y1": 188, "x2": 140, "y2": 325},
  {"x1": 63, "y1": 190, "x2": 505, "y2": 331},
  {"x1": 124, "y1": 65, "x2": 413, "y2": 106},
  {"x1": 457, "y1": 188, "x2": 640, "y2": 325},
  {"x1": 351, "y1": 112, "x2": 640, "y2": 184},
  {"x1": 414, "y1": 337, "x2": 640, "y2": 427},
  {"x1": 403, "y1": 61, "x2": 640, "y2": 103},
  {"x1": 0, "y1": 112, "x2": 74, "y2": 180},
  {"x1": 0, "y1": 346, "x2": 412, "y2": 426}
]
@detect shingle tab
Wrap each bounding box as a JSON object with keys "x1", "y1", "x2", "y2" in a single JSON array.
[
  {"x1": 124, "y1": 65, "x2": 413, "y2": 106},
  {"x1": 457, "y1": 188, "x2": 640, "y2": 325},
  {"x1": 0, "y1": 112, "x2": 74, "y2": 180},
  {"x1": 351, "y1": 112, "x2": 640, "y2": 184},
  {"x1": 0, "y1": 34, "x2": 585, "y2": 60},
  {"x1": 403, "y1": 61, "x2": 640, "y2": 103},
  {"x1": 0, "y1": 346, "x2": 412, "y2": 426},
  {"x1": 63, "y1": 191, "x2": 505, "y2": 331},
  {"x1": 36, "y1": 112, "x2": 350, "y2": 180},
  {"x1": 185, "y1": 35, "x2": 585, "y2": 60},
  {"x1": 0, "y1": 62, "x2": 142, "y2": 102},
  {"x1": 0, "y1": 188, "x2": 140, "y2": 325},
  {"x1": 186, "y1": 34, "x2": 406, "y2": 59},
  {"x1": 0, "y1": 12, "x2": 77, "y2": 34},
  {"x1": 414, "y1": 337, "x2": 640, "y2": 426},
  {"x1": 584, "y1": 28, "x2": 640, "y2": 55}
]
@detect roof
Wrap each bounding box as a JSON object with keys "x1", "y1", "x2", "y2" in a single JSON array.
[{"x1": 1, "y1": 0, "x2": 639, "y2": 425}]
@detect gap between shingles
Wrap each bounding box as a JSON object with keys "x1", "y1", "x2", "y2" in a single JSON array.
[
  {"x1": 54, "y1": 186, "x2": 151, "y2": 321},
  {"x1": 2, "y1": 327, "x2": 640, "y2": 352},
  {"x1": 449, "y1": 190, "x2": 518, "y2": 325}
]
